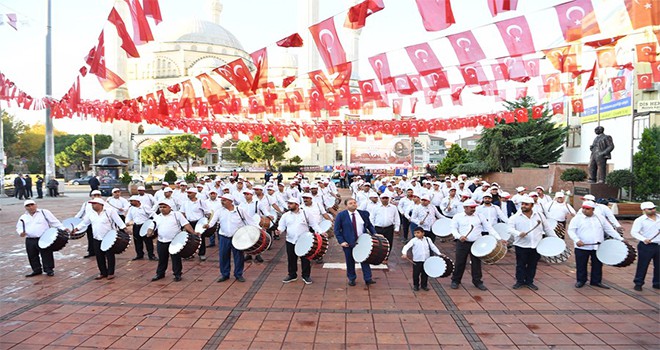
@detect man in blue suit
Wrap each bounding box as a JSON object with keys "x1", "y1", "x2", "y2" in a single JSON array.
[{"x1": 334, "y1": 198, "x2": 377, "y2": 286}]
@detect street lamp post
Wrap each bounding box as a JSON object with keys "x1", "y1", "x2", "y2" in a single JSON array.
[{"x1": 91, "y1": 134, "x2": 96, "y2": 174}]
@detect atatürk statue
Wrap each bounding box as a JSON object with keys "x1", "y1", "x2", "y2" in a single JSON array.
[{"x1": 588, "y1": 126, "x2": 614, "y2": 183}]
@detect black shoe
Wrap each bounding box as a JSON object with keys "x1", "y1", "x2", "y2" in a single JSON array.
[
  {"x1": 315, "y1": 258, "x2": 324, "y2": 264},
  {"x1": 245, "y1": 255, "x2": 253, "y2": 261},
  {"x1": 421, "y1": 286, "x2": 430, "y2": 291},
  {"x1": 474, "y1": 283, "x2": 488, "y2": 291},
  {"x1": 413, "y1": 286, "x2": 420, "y2": 291},
  {"x1": 591, "y1": 283, "x2": 610, "y2": 289},
  {"x1": 25, "y1": 271, "x2": 42, "y2": 277},
  {"x1": 634, "y1": 285, "x2": 642, "y2": 291},
  {"x1": 148, "y1": 256, "x2": 158, "y2": 261},
  {"x1": 151, "y1": 275, "x2": 164, "y2": 281},
  {"x1": 282, "y1": 275, "x2": 297, "y2": 283},
  {"x1": 575, "y1": 281, "x2": 585, "y2": 288},
  {"x1": 173, "y1": 276, "x2": 182, "y2": 282},
  {"x1": 217, "y1": 276, "x2": 229, "y2": 282},
  {"x1": 348, "y1": 280, "x2": 356, "y2": 286},
  {"x1": 365, "y1": 280, "x2": 376, "y2": 285},
  {"x1": 653, "y1": 285, "x2": 659, "y2": 289},
  {"x1": 450, "y1": 281, "x2": 459, "y2": 289},
  {"x1": 236, "y1": 276, "x2": 246, "y2": 282},
  {"x1": 302, "y1": 276, "x2": 313, "y2": 285},
  {"x1": 184, "y1": 255, "x2": 194, "y2": 260},
  {"x1": 94, "y1": 275, "x2": 107, "y2": 280},
  {"x1": 46, "y1": 272, "x2": 54, "y2": 277},
  {"x1": 512, "y1": 283, "x2": 524, "y2": 289},
  {"x1": 207, "y1": 244, "x2": 216, "y2": 247},
  {"x1": 255, "y1": 255, "x2": 264, "y2": 263},
  {"x1": 83, "y1": 254, "x2": 94, "y2": 259},
  {"x1": 131, "y1": 256, "x2": 144, "y2": 261},
  {"x1": 527, "y1": 283, "x2": 539, "y2": 291}
]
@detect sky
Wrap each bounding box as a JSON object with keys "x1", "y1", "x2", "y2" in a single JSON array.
[{"x1": 0, "y1": 0, "x2": 630, "y2": 134}]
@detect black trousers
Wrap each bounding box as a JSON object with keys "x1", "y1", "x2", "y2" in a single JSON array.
[
  {"x1": 286, "y1": 241, "x2": 310, "y2": 279},
  {"x1": 451, "y1": 241, "x2": 482, "y2": 285},
  {"x1": 376, "y1": 225, "x2": 394, "y2": 253},
  {"x1": 133, "y1": 224, "x2": 155, "y2": 258},
  {"x1": 36, "y1": 186, "x2": 43, "y2": 198},
  {"x1": 48, "y1": 187, "x2": 58, "y2": 197},
  {"x1": 86, "y1": 226, "x2": 95, "y2": 256},
  {"x1": 26, "y1": 237, "x2": 54, "y2": 274},
  {"x1": 156, "y1": 241, "x2": 182, "y2": 278},
  {"x1": 515, "y1": 246, "x2": 540, "y2": 285},
  {"x1": 189, "y1": 221, "x2": 206, "y2": 256},
  {"x1": 634, "y1": 242, "x2": 659, "y2": 287},
  {"x1": 400, "y1": 214, "x2": 410, "y2": 239},
  {"x1": 93, "y1": 239, "x2": 115, "y2": 276},
  {"x1": 424, "y1": 229, "x2": 436, "y2": 243},
  {"x1": 574, "y1": 248, "x2": 602, "y2": 284},
  {"x1": 412, "y1": 261, "x2": 428, "y2": 288}
]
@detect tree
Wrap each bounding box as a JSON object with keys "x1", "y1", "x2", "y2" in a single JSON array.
[
  {"x1": 473, "y1": 96, "x2": 567, "y2": 172},
  {"x1": 436, "y1": 144, "x2": 469, "y2": 175},
  {"x1": 163, "y1": 170, "x2": 177, "y2": 183},
  {"x1": 560, "y1": 168, "x2": 587, "y2": 188},
  {"x1": 224, "y1": 147, "x2": 254, "y2": 165},
  {"x1": 605, "y1": 169, "x2": 635, "y2": 200},
  {"x1": 14, "y1": 123, "x2": 66, "y2": 173},
  {"x1": 141, "y1": 134, "x2": 207, "y2": 173},
  {"x1": 632, "y1": 126, "x2": 660, "y2": 200},
  {"x1": 236, "y1": 135, "x2": 289, "y2": 169},
  {"x1": 2, "y1": 111, "x2": 28, "y2": 158},
  {"x1": 54, "y1": 135, "x2": 112, "y2": 170},
  {"x1": 288, "y1": 155, "x2": 303, "y2": 165}
]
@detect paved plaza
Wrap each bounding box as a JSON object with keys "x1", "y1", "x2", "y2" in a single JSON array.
[{"x1": 0, "y1": 191, "x2": 658, "y2": 349}]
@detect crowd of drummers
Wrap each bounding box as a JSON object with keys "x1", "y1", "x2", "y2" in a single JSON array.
[{"x1": 16, "y1": 172, "x2": 659, "y2": 292}]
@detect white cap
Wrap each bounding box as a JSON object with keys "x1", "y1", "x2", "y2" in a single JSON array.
[
  {"x1": 501, "y1": 192, "x2": 511, "y2": 198},
  {"x1": 529, "y1": 192, "x2": 539, "y2": 197},
  {"x1": 208, "y1": 189, "x2": 218, "y2": 194},
  {"x1": 267, "y1": 186, "x2": 275, "y2": 191},
  {"x1": 583, "y1": 194, "x2": 596, "y2": 201},
  {"x1": 302, "y1": 184, "x2": 310, "y2": 188},
  {"x1": 253, "y1": 185, "x2": 264, "y2": 191},
  {"x1": 129, "y1": 195, "x2": 141, "y2": 201},
  {"x1": 163, "y1": 187, "x2": 173, "y2": 193},
  {"x1": 582, "y1": 201, "x2": 597, "y2": 209},
  {"x1": 186, "y1": 188, "x2": 198, "y2": 194},
  {"x1": 482, "y1": 193, "x2": 492, "y2": 198},
  {"x1": 554, "y1": 192, "x2": 565, "y2": 198},
  {"x1": 369, "y1": 192, "x2": 379, "y2": 198},
  {"x1": 520, "y1": 196, "x2": 535, "y2": 204},
  {"x1": 179, "y1": 182, "x2": 188, "y2": 186},
  {"x1": 162, "y1": 181, "x2": 169, "y2": 186},
  {"x1": 220, "y1": 194, "x2": 235, "y2": 202},
  {"x1": 88, "y1": 198, "x2": 105, "y2": 205},
  {"x1": 158, "y1": 199, "x2": 173, "y2": 207},
  {"x1": 641, "y1": 201, "x2": 656, "y2": 210},
  {"x1": 112, "y1": 188, "x2": 121, "y2": 193},
  {"x1": 516, "y1": 186, "x2": 526, "y2": 192},
  {"x1": 287, "y1": 197, "x2": 300, "y2": 204},
  {"x1": 535, "y1": 186, "x2": 545, "y2": 191},
  {"x1": 91, "y1": 190, "x2": 102, "y2": 196},
  {"x1": 310, "y1": 184, "x2": 319, "y2": 189},
  {"x1": 243, "y1": 190, "x2": 254, "y2": 195},
  {"x1": 379, "y1": 193, "x2": 390, "y2": 198},
  {"x1": 23, "y1": 200, "x2": 36, "y2": 206},
  {"x1": 490, "y1": 186, "x2": 499, "y2": 190},
  {"x1": 420, "y1": 195, "x2": 430, "y2": 201},
  {"x1": 137, "y1": 186, "x2": 146, "y2": 191},
  {"x1": 196, "y1": 183, "x2": 204, "y2": 188},
  {"x1": 481, "y1": 182, "x2": 490, "y2": 187},
  {"x1": 463, "y1": 199, "x2": 478, "y2": 207},
  {"x1": 302, "y1": 193, "x2": 313, "y2": 198}
]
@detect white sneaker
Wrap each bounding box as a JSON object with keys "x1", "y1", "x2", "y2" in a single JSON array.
[{"x1": 199, "y1": 255, "x2": 207, "y2": 261}]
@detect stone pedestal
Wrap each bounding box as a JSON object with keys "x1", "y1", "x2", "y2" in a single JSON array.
[{"x1": 572, "y1": 182, "x2": 619, "y2": 207}]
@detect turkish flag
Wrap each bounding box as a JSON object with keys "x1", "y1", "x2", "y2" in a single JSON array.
[
  {"x1": 514, "y1": 107, "x2": 528, "y2": 122},
  {"x1": 563, "y1": 54, "x2": 579, "y2": 74},
  {"x1": 283, "y1": 76, "x2": 296, "y2": 88},
  {"x1": 199, "y1": 134, "x2": 212, "y2": 150},
  {"x1": 393, "y1": 75, "x2": 416, "y2": 95},
  {"x1": 651, "y1": 62, "x2": 660, "y2": 82},
  {"x1": 491, "y1": 62, "x2": 509, "y2": 81},
  {"x1": 524, "y1": 58, "x2": 540, "y2": 77},
  {"x1": 87, "y1": 32, "x2": 106, "y2": 79},
  {"x1": 359, "y1": 79, "x2": 381, "y2": 101},
  {"x1": 552, "y1": 102, "x2": 564, "y2": 115},
  {"x1": 97, "y1": 67, "x2": 125, "y2": 92},
  {"x1": 392, "y1": 98, "x2": 402, "y2": 115},
  {"x1": 414, "y1": 0, "x2": 456, "y2": 32},
  {"x1": 571, "y1": 98, "x2": 584, "y2": 113},
  {"x1": 584, "y1": 61, "x2": 598, "y2": 91},
  {"x1": 542, "y1": 74, "x2": 561, "y2": 93},
  {"x1": 344, "y1": 0, "x2": 385, "y2": 29},
  {"x1": 624, "y1": 0, "x2": 659, "y2": 30},
  {"x1": 636, "y1": 43, "x2": 657, "y2": 63},
  {"x1": 250, "y1": 47, "x2": 269, "y2": 92},
  {"x1": 495, "y1": 16, "x2": 535, "y2": 56},
  {"x1": 143, "y1": 0, "x2": 162, "y2": 24},
  {"x1": 308, "y1": 69, "x2": 334, "y2": 94},
  {"x1": 515, "y1": 87, "x2": 528, "y2": 99},
  {"x1": 422, "y1": 68, "x2": 450, "y2": 90},
  {"x1": 448, "y1": 30, "x2": 486, "y2": 65},
  {"x1": 369, "y1": 52, "x2": 392, "y2": 85},
  {"x1": 333, "y1": 62, "x2": 352, "y2": 89},
  {"x1": 405, "y1": 43, "x2": 442, "y2": 75},
  {"x1": 585, "y1": 36, "x2": 625, "y2": 48},
  {"x1": 423, "y1": 88, "x2": 438, "y2": 105},
  {"x1": 544, "y1": 45, "x2": 571, "y2": 72},
  {"x1": 501, "y1": 57, "x2": 528, "y2": 82},
  {"x1": 309, "y1": 17, "x2": 347, "y2": 74},
  {"x1": 637, "y1": 73, "x2": 653, "y2": 89},
  {"x1": 555, "y1": 0, "x2": 600, "y2": 42},
  {"x1": 459, "y1": 64, "x2": 487, "y2": 86},
  {"x1": 196, "y1": 73, "x2": 226, "y2": 104},
  {"x1": 126, "y1": 0, "x2": 154, "y2": 44},
  {"x1": 277, "y1": 33, "x2": 304, "y2": 47},
  {"x1": 349, "y1": 94, "x2": 362, "y2": 111},
  {"x1": 108, "y1": 8, "x2": 140, "y2": 58},
  {"x1": 562, "y1": 83, "x2": 575, "y2": 97},
  {"x1": 597, "y1": 47, "x2": 617, "y2": 68},
  {"x1": 450, "y1": 84, "x2": 465, "y2": 105},
  {"x1": 215, "y1": 58, "x2": 254, "y2": 94},
  {"x1": 610, "y1": 76, "x2": 626, "y2": 92},
  {"x1": 488, "y1": 0, "x2": 519, "y2": 17},
  {"x1": 158, "y1": 90, "x2": 168, "y2": 116},
  {"x1": 532, "y1": 105, "x2": 544, "y2": 119}
]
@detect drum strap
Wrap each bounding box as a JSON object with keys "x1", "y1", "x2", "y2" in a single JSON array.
[
  {"x1": 425, "y1": 237, "x2": 436, "y2": 257},
  {"x1": 236, "y1": 208, "x2": 247, "y2": 225},
  {"x1": 40, "y1": 210, "x2": 52, "y2": 228},
  {"x1": 105, "y1": 211, "x2": 118, "y2": 231}
]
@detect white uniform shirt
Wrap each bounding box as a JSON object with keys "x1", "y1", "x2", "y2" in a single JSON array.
[
  {"x1": 278, "y1": 210, "x2": 321, "y2": 244},
  {"x1": 302, "y1": 202, "x2": 327, "y2": 224},
  {"x1": 397, "y1": 197, "x2": 413, "y2": 216},
  {"x1": 430, "y1": 190, "x2": 444, "y2": 206},
  {"x1": 630, "y1": 214, "x2": 659, "y2": 244},
  {"x1": 153, "y1": 211, "x2": 189, "y2": 243},
  {"x1": 240, "y1": 199, "x2": 273, "y2": 218},
  {"x1": 106, "y1": 196, "x2": 130, "y2": 216},
  {"x1": 372, "y1": 204, "x2": 401, "y2": 231},
  {"x1": 545, "y1": 200, "x2": 576, "y2": 222},
  {"x1": 537, "y1": 194, "x2": 552, "y2": 205},
  {"x1": 16, "y1": 209, "x2": 65, "y2": 238},
  {"x1": 440, "y1": 196, "x2": 460, "y2": 218},
  {"x1": 125, "y1": 205, "x2": 153, "y2": 225},
  {"x1": 456, "y1": 187, "x2": 472, "y2": 199},
  {"x1": 508, "y1": 211, "x2": 556, "y2": 249},
  {"x1": 75, "y1": 202, "x2": 94, "y2": 219},
  {"x1": 153, "y1": 189, "x2": 166, "y2": 202},
  {"x1": 450, "y1": 212, "x2": 501, "y2": 242},
  {"x1": 476, "y1": 204, "x2": 509, "y2": 225},
  {"x1": 285, "y1": 186, "x2": 300, "y2": 200},
  {"x1": 205, "y1": 199, "x2": 224, "y2": 215},
  {"x1": 75, "y1": 208, "x2": 126, "y2": 240},
  {"x1": 180, "y1": 199, "x2": 210, "y2": 222},
  {"x1": 347, "y1": 210, "x2": 367, "y2": 237},
  {"x1": 208, "y1": 206, "x2": 257, "y2": 237},
  {"x1": 567, "y1": 212, "x2": 622, "y2": 250},
  {"x1": 411, "y1": 204, "x2": 443, "y2": 231},
  {"x1": 401, "y1": 236, "x2": 441, "y2": 262},
  {"x1": 137, "y1": 193, "x2": 156, "y2": 208}
]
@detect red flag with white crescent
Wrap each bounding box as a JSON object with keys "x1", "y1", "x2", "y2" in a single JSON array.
[
  {"x1": 448, "y1": 31, "x2": 486, "y2": 65},
  {"x1": 554, "y1": 0, "x2": 600, "y2": 42},
  {"x1": 200, "y1": 134, "x2": 212, "y2": 150},
  {"x1": 309, "y1": 17, "x2": 347, "y2": 74}
]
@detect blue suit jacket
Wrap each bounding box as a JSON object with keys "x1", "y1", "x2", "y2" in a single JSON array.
[{"x1": 334, "y1": 209, "x2": 376, "y2": 246}]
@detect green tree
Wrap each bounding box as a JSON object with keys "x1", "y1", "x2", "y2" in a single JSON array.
[
  {"x1": 288, "y1": 155, "x2": 303, "y2": 165},
  {"x1": 436, "y1": 144, "x2": 469, "y2": 175},
  {"x1": 237, "y1": 135, "x2": 289, "y2": 169},
  {"x1": 163, "y1": 170, "x2": 178, "y2": 183},
  {"x1": 605, "y1": 169, "x2": 635, "y2": 200},
  {"x1": 560, "y1": 167, "x2": 587, "y2": 188},
  {"x1": 2, "y1": 111, "x2": 28, "y2": 158},
  {"x1": 224, "y1": 147, "x2": 254, "y2": 165},
  {"x1": 54, "y1": 135, "x2": 112, "y2": 170},
  {"x1": 141, "y1": 134, "x2": 207, "y2": 173},
  {"x1": 632, "y1": 126, "x2": 660, "y2": 200},
  {"x1": 473, "y1": 96, "x2": 567, "y2": 172}
]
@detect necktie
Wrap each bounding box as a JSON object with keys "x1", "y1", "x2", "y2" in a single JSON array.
[{"x1": 351, "y1": 212, "x2": 358, "y2": 240}]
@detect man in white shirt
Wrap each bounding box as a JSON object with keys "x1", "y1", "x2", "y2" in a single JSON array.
[
  {"x1": 106, "y1": 188, "x2": 130, "y2": 220},
  {"x1": 278, "y1": 198, "x2": 322, "y2": 284},
  {"x1": 373, "y1": 193, "x2": 401, "y2": 260},
  {"x1": 136, "y1": 186, "x2": 156, "y2": 209},
  {"x1": 508, "y1": 196, "x2": 556, "y2": 290},
  {"x1": 568, "y1": 201, "x2": 623, "y2": 289},
  {"x1": 511, "y1": 186, "x2": 527, "y2": 211},
  {"x1": 75, "y1": 190, "x2": 104, "y2": 258},
  {"x1": 401, "y1": 227, "x2": 441, "y2": 291},
  {"x1": 456, "y1": 181, "x2": 472, "y2": 199},
  {"x1": 125, "y1": 195, "x2": 156, "y2": 261},
  {"x1": 16, "y1": 200, "x2": 67, "y2": 277},
  {"x1": 195, "y1": 184, "x2": 209, "y2": 200},
  {"x1": 355, "y1": 183, "x2": 376, "y2": 208},
  {"x1": 535, "y1": 186, "x2": 552, "y2": 205},
  {"x1": 440, "y1": 188, "x2": 460, "y2": 218},
  {"x1": 471, "y1": 182, "x2": 490, "y2": 204},
  {"x1": 153, "y1": 182, "x2": 169, "y2": 202},
  {"x1": 476, "y1": 193, "x2": 509, "y2": 226},
  {"x1": 579, "y1": 194, "x2": 624, "y2": 233},
  {"x1": 450, "y1": 199, "x2": 505, "y2": 291},
  {"x1": 180, "y1": 188, "x2": 211, "y2": 261},
  {"x1": 411, "y1": 195, "x2": 443, "y2": 242},
  {"x1": 285, "y1": 181, "x2": 301, "y2": 201},
  {"x1": 528, "y1": 193, "x2": 546, "y2": 215},
  {"x1": 240, "y1": 189, "x2": 272, "y2": 263},
  {"x1": 398, "y1": 188, "x2": 415, "y2": 241},
  {"x1": 147, "y1": 199, "x2": 195, "y2": 282},
  {"x1": 359, "y1": 192, "x2": 380, "y2": 217},
  {"x1": 631, "y1": 202, "x2": 659, "y2": 291},
  {"x1": 544, "y1": 192, "x2": 575, "y2": 239}
]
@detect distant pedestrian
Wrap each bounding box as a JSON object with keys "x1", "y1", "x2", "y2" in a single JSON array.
[
  {"x1": 35, "y1": 176, "x2": 44, "y2": 198},
  {"x1": 47, "y1": 178, "x2": 59, "y2": 197},
  {"x1": 24, "y1": 174, "x2": 33, "y2": 198},
  {"x1": 14, "y1": 174, "x2": 26, "y2": 200},
  {"x1": 88, "y1": 175, "x2": 100, "y2": 196}
]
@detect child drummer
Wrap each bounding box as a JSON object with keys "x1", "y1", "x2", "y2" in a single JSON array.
[{"x1": 401, "y1": 227, "x2": 441, "y2": 291}]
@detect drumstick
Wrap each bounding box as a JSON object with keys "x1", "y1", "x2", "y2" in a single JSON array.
[
  {"x1": 459, "y1": 225, "x2": 474, "y2": 239},
  {"x1": 20, "y1": 219, "x2": 26, "y2": 234},
  {"x1": 581, "y1": 242, "x2": 601, "y2": 246},
  {"x1": 649, "y1": 230, "x2": 660, "y2": 241},
  {"x1": 522, "y1": 220, "x2": 542, "y2": 236}
]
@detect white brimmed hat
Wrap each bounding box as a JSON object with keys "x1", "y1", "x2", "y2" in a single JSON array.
[
  {"x1": 88, "y1": 198, "x2": 105, "y2": 205},
  {"x1": 641, "y1": 201, "x2": 656, "y2": 210}
]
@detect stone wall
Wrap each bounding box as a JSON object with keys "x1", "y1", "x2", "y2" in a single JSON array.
[{"x1": 482, "y1": 163, "x2": 593, "y2": 194}]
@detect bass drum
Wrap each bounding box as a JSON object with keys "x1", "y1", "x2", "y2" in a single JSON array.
[
  {"x1": 536, "y1": 236, "x2": 571, "y2": 263},
  {"x1": 352, "y1": 234, "x2": 390, "y2": 265},
  {"x1": 139, "y1": 219, "x2": 156, "y2": 237},
  {"x1": 101, "y1": 230, "x2": 131, "y2": 254},
  {"x1": 38, "y1": 228, "x2": 69, "y2": 251},
  {"x1": 596, "y1": 240, "x2": 637, "y2": 267},
  {"x1": 295, "y1": 232, "x2": 329, "y2": 260},
  {"x1": 431, "y1": 217, "x2": 453, "y2": 242},
  {"x1": 232, "y1": 225, "x2": 271, "y2": 255},
  {"x1": 471, "y1": 235, "x2": 507, "y2": 264},
  {"x1": 169, "y1": 232, "x2": 201, "y2": 259},
  {"x1": 423, "y1": 255, "x2": 454, "y2": 278},
  {"x1": 63, "y1": 217, "x2": 85, "y2": 239},
  {"x1": 492, "y1": 223, "x2": 514, "y2": 244}
]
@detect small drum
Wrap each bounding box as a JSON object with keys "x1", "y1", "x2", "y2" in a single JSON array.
[
  {"x1": 38, "y1": 228, "x2": 69, "y2": 251},
  {"x1": 295, "y1": 232, "x2": 329, "y2": 260},
  {"x1": 139, "y1": 219, "x2": 156, "y2": 237},
  {"x1": 596, "y1": 240, "x2": 637, "y2": 267},
  {"x1": 194, "y1": 217, "x2": 216, "y2": 237},
  {"x1": 259, "y1": 216, "x2": 273, "y2": 229},
  {"x1": 318, "y1": 219, "x2": 332, "y2": 234},
  {"x1": 471, "y1": 235, "x2": 507, "y2": 264},
  {"x1": 493, "y1": 223, "x2": 514, "y2": 244},
  {"x1": 63, "y1": 217, "x2": 85, "y2": 239},
  {"x1": 232, "y1": 225, "x2": 271, "y2": 255},
  {"x1": 536, "y1": 236, "x2": 571, "y2": 263},
  {"x1": 169, "y1": 232, "x2": 201, "y2": 258},
  {"x1": 352, "y1": 233, "x2": 390, "y2": 265},
  {"x1": 423, "y1": 255, "x2": 454, "y2": 278},
  {"x1": 101, "y1": 230, "x2": 131, "y2": 254},
  {"x1": 545, "y1": 218, "x2": 566, "y2": 240},
  {"x1": 432, "y1": 217, "x2": 453, "y2": 241}
]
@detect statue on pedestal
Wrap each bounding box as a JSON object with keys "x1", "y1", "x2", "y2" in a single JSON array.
[{"x1": 588, "y1": 126, "x2": 614, "y2": 183}]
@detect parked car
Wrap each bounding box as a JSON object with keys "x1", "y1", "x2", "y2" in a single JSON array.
[{"x1": 68, "y1": 175, "x2": 94, "y2": 185}]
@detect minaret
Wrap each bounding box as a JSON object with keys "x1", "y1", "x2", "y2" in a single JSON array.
[
  {"x1": 297, "y1": 0, "x2": 319, "y2": 88},
  {"x1": 348, "y1": 0, "x2": 361, "y2": 81},
  {"x1": 210, "y1": 0, "x2": 223, "y2": 24}
]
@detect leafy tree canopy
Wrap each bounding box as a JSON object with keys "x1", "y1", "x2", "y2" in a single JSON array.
[
  {"x1": 141, "y1": 134, "x2": 207, "y2": 173},
  {"x1": 436, "y1": 144, "x2": 469, "y2": 175},
  {"x1": 632, "y1": 125, "x2": 660, "y2": 200},
  {"x1": 54, "y1": 135, "x2": 112, "y2": 169},
  {"x1": 236, "y1": 135, "x2": 289, "y2": 169}
]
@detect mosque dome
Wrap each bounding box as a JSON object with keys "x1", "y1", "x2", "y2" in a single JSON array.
[{"x1": 157, "y1": 19, "x2": 245, "y2": 51}]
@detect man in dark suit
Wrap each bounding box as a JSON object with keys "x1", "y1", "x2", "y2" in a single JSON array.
[
  {"x1": 334, "y1": 198, "x2": 377, "y2": 286},
  {"x1": 500, "y1": 192, "x2": 517, "y2": 218},
  {"x1": 88, "y1": 175, "x2": 100, "y2": 196},
  {"x1": 24, "y1": 174, "x2": 33, "y2": 198},
  {"x1": 14, "y1": 174, "x2": 25, "y2": 200}
]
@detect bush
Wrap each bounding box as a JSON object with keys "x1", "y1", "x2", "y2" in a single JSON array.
[
  {"x1": 184, "y1": 171, "x2": 197, "y2": 183},
  {"x1": 279, "y1": 165, "x2": 301, "y2": 172},
  {"x1": 163, "y1": 170, "x2": 177, "y2": 183},
  {"x1": 560, "y1": 168, "x2": 587, "y2": 184},
  {"x1": 453, "y1": 161, "x2": 491, "y2": 177},
  {"x1": 520, "y1": 162, "x2": 539, "y2": 168},
  {"x1": 120, "y1": 171, "x2": 132, "y2": 185},
  {"x1": 632, "y1": 126, "x2": 660, "y2": 200},
  {"x1": 606, "y1": 169, "x2": 635, "y2": 199}
]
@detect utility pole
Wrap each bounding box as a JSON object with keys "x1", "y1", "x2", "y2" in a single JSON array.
[
  {"x1": 0, "y1": 110, "x2": 6, "y2": 197},
  {"x1": 44, "y1": 0, "x2": 55, "y2": 183}
]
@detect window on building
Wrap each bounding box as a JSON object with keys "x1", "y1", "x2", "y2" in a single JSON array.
[
  {"x1": 567, "y1": 125, "x2": 581, "y2": 148},
  {"x1": 336, "y1": 150, "x2": 343, "y2": 161},
  {"x1": 633, "y1": 116, "x2": 650, "y2": 140}
]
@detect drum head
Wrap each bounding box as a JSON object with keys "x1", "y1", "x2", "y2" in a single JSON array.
[
  {"x1": 294, "y1": 233, "x2": 315, "y2": 257},
  {"x1": 596, "y1": 240, "x2": 628, "y2": 266},
  {"x1": 432, "y1": 217, "x2": 452, "y2": 237},
  {"x1": 492, "y1": 223, "x2": 512, "y2": 242},
  {"x1": 101, "y1": 230, "x2": 118, "y2": 251},
  {"x1": 352, "y1": 234, "x2": 373, "y2": 263},
  {"x1": 195, "y1": 217, "x2": 208, "y2": 234},
  {"x1": 536, "y1": 237, "x2": 565, "y2": 257},
  {"x1": 62, "y1": 217, "x2": 82, "y2": 229},
  {"x1": 424, "y1": 256, "x2": 447, "y2": 278},
  {"x1": 232, "y1": 225, "x2": 262, "y2": 250},
  {"x1": 471, "y1": 235, "x2": 497, "y2": 258},
  {"x1": 252, "y1": 214, "x2": 261, "y2": 224},
  {"x1": 140, "y1": 219, "x2": 154, "y2": 237},
  {"x1": 545, "y1": 218, "x2": 558, "y2": 231},
  {"x1": 318, "y1": 220, "x2": 332, "y2": 233},
  {"x1": 169, "y1": 232, "x2": 189, "y2": 255},
  {"x1": 38, "y1": 228, "x2": 60, "y2": 249}
]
